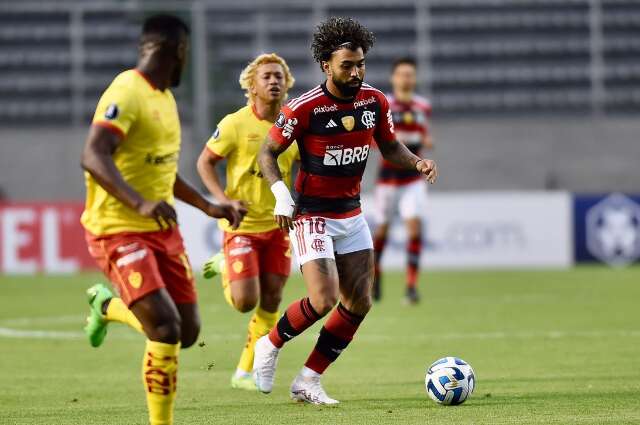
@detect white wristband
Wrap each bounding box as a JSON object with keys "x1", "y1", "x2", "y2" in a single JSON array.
[{"x1": 270, "y1": 181, "x2": 295, "y2": 218}]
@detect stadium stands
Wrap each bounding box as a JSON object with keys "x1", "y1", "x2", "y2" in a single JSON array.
[{"x1": 1, "y1": 1, "x2": 639, "y2": 124}]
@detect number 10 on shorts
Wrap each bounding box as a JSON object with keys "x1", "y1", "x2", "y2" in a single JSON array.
[{"x1": 291, "y1": 217, "x2": 332, "y2": 263}]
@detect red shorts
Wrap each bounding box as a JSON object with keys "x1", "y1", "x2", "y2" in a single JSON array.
[
  {"x1": 223, "y1": 228, "x2": 292, "y2": 282},
  {"x1": 85, "y1": 227, "x2": 197, "y2": 307}
]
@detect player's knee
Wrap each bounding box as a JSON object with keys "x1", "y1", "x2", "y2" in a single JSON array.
[
  {"x1": 148, "y1": 318, "x2": 182, "y2": 344},
  {"x1": 180, "y1": 324, "x2": 200, "y2": 349},
  {"x1": 311, "y1": 293, "x2": 339, "y2": 317},
  {"x1": 179, "y1": 315, "x2": 200, "y2": 349},
  {"x1": 345, "y1": 294, "x2": 372, "y2": 317},
  {"x1": 234, "y1": 294, "x2": 258, "y2": 313},
  {"x1": 260, "y1": 291, "x2": 282, "y2": 312}
]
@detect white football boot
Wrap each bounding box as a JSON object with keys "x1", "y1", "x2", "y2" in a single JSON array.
[
  {"x1": 290, "y1": 367, "x2": 340, "y2": 405},
  {"x1": 253, "y1": 335, "x2": 280, "y2": 393}
]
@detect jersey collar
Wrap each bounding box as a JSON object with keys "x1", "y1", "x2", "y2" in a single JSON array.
[
  {"x1": 251, "y1": 104, "x2": 266, "y2": 121},
  {"x1": 134, "y1": 69, "x2": 158, "y2": 91}
]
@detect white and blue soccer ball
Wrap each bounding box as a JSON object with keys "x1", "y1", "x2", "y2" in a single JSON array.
[{"x1": 425, "y1": 357, "x2": 475, "y2": 405}]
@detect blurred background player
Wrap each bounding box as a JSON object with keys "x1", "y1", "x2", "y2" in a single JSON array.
[
  {"x1": 80, "y1": 15, "x2": 243, "y2": 425},
  {"x1": 372, "y1": 58, "x2": 434, "y2": 304},
  {"x1": 196, "y1": 54, "x2": 298, "y2": 391},
  {"x1": 255, "y1": 17, "x2": 437, "y2": 404}
]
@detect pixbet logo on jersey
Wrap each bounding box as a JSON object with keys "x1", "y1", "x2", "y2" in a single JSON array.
[{"x1": 323, "y1": 145, "x2": 370, "y2": 166}]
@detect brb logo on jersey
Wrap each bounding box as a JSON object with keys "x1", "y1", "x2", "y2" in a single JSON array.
[{"x1": 323, "y1": 144, "x2": 370, "y2": 166}]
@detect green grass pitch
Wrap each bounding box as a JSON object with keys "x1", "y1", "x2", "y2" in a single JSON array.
[{"x1": 1, "y1": 267, "x2": 639, "y2": 424}]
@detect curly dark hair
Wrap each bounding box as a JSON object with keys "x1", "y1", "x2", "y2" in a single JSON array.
[{"x1": 311, "y1": 17, "x2": 375, "y2": 69}]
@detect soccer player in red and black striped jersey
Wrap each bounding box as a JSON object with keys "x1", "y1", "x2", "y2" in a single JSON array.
[
  {"x1": 372, "y1": 58, "x2": 434, "y2": 305},
  {"x1": 254, "y1": 17, "x2": 438, "y2": 404}
]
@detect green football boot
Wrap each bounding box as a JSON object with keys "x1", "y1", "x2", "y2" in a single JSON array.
[
  {"x1": 230, "y1": 374, "x2": 258, "y2": 391},
  {"x1": 202, "y1": 251, "x2": 225, "y2": 279},
  {"x1": 84, "y1": 283, "x2": 114, "y2": 348}
]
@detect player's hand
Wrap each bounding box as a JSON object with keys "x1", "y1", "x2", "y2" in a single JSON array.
[
  {"x1": 416, "y1": 158, "x2": 438, "y2": 184},
  {"x1": 226, "y1": 199, "x2": 249, "y2": 216},
  {"x1": 206, "y1": 202, "x2": 247, "y2": 230},
  {"x1": 137, "y1": 200, "x2": 177, "y2": 230},
  {"x1": 275, "y1": 214, "x2": 294, "y2": 231},
  {"x1": 270, "y1": 180, "x2": 295, "y2": 230}
]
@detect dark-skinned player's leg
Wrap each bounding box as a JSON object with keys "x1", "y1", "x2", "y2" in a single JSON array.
[
  {"x1": 136, "y1": 227, "x2": 198, "y2": 425},
  {"x1": 129, "y1": 289, "x2": 182, "y2": 343},
  {"x1": 372, "y1": 222, "x2": 389, "y2": 301},
  {"x1": 405, "y1": 217, "x2": 422, "y2": 304},
  {"x1": 175, "y1": 303, "x2": 200, "y2": 349},
  {"x1": 127, "y1": 288, "x2": 183, "y2": 425}
]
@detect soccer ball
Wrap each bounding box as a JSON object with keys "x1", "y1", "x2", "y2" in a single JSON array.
[{"x1": 425, "y1": 357, "x2": 475, "y2": 405}]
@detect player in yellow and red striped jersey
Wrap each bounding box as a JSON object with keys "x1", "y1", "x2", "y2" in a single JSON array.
[{"x1": 197, "y1": 53, "x2": 299, "y2": 390}]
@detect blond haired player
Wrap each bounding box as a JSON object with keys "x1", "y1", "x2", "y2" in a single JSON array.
[
  {"x1": 197, "y1": 53, "x2": 298, "y2": 390},
  {"x1": 80, "y1": 15, "x2": 243, "y2": 425}
]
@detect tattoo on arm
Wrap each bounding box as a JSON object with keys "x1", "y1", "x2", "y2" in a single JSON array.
[
  {"x1": 258, "y1": 135, "x2": 288, "y2": 185},
  {"x1": 378, "y1": 139, "x2": 420, "y2": 170}
]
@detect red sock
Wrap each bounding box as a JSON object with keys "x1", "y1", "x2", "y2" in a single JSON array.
[
  {"x1": 373, "y1": 234, "x2": 387, "y2": 282},
  {"x1": 304, "y1": 304, "x2": 364, "y2": 374},
  {"x1": 407, "y1": 236, "x2": 421, "y2": 289},
  {"x1": 268, "y1": 297, "x2": 321, "y2": 348}
]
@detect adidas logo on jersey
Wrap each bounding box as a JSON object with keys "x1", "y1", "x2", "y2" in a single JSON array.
[
  {"x1": 323, "y1": 145, "x2": 370, "y2": 166},
  {"x1": 325, "y1": 119, "x2": 338, "y2": 128}
]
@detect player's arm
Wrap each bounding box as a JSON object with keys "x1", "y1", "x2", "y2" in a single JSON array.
[
  {"x1": 196, "y1": 147, "x2": 247, "y2": 214},
  {"x1": 377, "y1": 95, "x2": 437, "y2": 183},
  {"x1": 80, "y1": 125, "x2": 177, "y2": 228},
  {"x1": 422, "y1": 103, "x2": 434, "y2": 150},
  {"x1": 173, "y1": 173, "x2": 246, "y2": 230},
  {"x1": 258, "y1": 134, "x2": 296, "y2": 230},
  {"x1": 378, "y1": 139, "x2": 437, "y2": 184},
  {"x1": 422, "y1": 133, "x2": 434, "y2": 151}
]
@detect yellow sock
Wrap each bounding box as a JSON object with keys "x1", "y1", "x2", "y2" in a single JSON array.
[
  {"x1": 221, "y1": 266, "x2": 234, "y2": 309},
  {"x1": 143, "y1": 340, "x2": 180, "y2": 425},
  {"x1": 237, "y1": 307, "x2": 279, "y2": 373},
  {"x1": 105, "y1": 297, "x2": 144, "y2": 334}
]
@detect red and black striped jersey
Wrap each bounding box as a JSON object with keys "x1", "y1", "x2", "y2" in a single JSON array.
[
  {"x1": 378, "y1": 94, "x2": 432, "y2": 185},
  {"x1": 269, "y1": 82, "x2": 395, "y2": 218}
]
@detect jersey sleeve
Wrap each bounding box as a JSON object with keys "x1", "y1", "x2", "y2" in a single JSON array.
[
  {"x1": 205, "y1": 114, "x2": 237, "y2": 158},
  {"x1": 268, "y1": 104, "x2": 305, "y2": 149},
  {"x1": 92, "y1": 83, "x2": 139, "y2": 138},
  {"x1": 374, "y1": 94, "x2": 396, "y2": 145}
]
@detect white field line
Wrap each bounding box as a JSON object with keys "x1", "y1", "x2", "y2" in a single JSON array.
[{"x1": 1, "y1": 315, "x2": 639, "y2": 341}]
